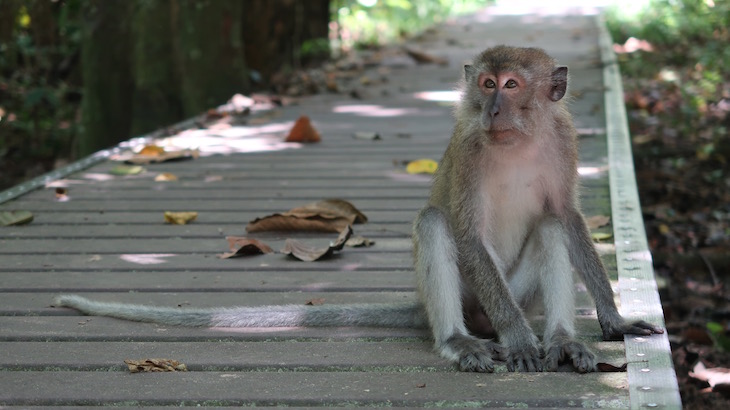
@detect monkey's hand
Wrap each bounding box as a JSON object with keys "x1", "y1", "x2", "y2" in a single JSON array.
[
  {"x1": 602, "y1": 319, "x2": 664, "y2": 341},
  {"x1": 503, "y1": 335, "x2": 544, "y2": 372}
]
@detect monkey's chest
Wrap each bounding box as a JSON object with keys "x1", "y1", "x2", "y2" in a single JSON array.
[{"x1": 478, "y1": 163, "x2": 550, "y2": 274}]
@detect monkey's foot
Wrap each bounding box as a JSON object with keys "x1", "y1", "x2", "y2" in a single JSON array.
[
  {"x1": 602, "y1": 319, "x2": 664, "y2": 341},
  {"x1": 544, "y1": 339, "x2": 596, "y2": 373},
  {"x1": 443, "y1": 334, "x2": 505, "y2": 373},
  {"x1": 505, "y1": 342, "x2": 544, "y2": 372}
]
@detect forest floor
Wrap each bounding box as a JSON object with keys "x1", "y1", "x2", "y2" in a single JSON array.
[{"x1": 623, "y1": 64, "x2": 730, "y2": 408}]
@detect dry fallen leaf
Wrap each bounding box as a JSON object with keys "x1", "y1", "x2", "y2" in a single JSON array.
[
  {"x1": 126, "y1": 148, "x2": 200, "y2": 165},
  {"x1": 164, "y1": 211, "x2": 198, "y2": 225},
  {"x1": 305, "y1": 298, "x2": 326, "y2": 306},
  {"x1": 218, "y1": 236, "x2": 274, "y2": 259},
  {"x1": 0, "y1": 210, "x2": 33, "y2": 226},
  {"x1": 138, "y1": 144, "x2": 166, "y2": 156},
  {"x1": 406, "y1": 159, "x2": 438, "y2": 174},
  {"x1": 247, "y1": 199, "x2": 367, "y2": 233},
  {"x1": 591, "y1": 232, "x2": 613, "y2": 242},
  {"x1": 285, "y1": 115, "x2": 321, "y2": 143},
  {"x1": 281, "y1": 226, "x2": 353, "y2": 262},
  {"x1": 346, "y1": 236, "x2": 375, "y2": 248},
  {"x1": 586, "y1": 215, "x2": 611, "y2": 230},
  {"x1": 124, "y1": 358, "x2": 188, "y2": 373},
  {"x1": 155, "y1": 173, "x2": 179, "y2": 182},
  {"x1": 597, "y1": 362, "x2": 627, "y2": 372}
]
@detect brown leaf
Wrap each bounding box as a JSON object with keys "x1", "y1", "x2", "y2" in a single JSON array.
[
  {"x1": 281, "y1": 226, "x2": 353, "y2": 262},
  {"x1": 284, "y1": 115, "x2": 320, "y2": 143},
  {"x1": 305, "y1": 298, "x2": 326, "y2": 306},
  {"x1": 297, "y1": 199, "x2": 368, "y2": 224},
  {"x1": 124, "y1": 358, "x2": 188, "y2": 373},
  {"x1": 586, "y1": 215, "x2": 611, "y2": 230},
  {"x1": 247, "y1": 199, "x2": 366, "y2": 233},
  {"x1": 218, "y1": 237, "x2": 274, "y2": 259},
  {"x1": 596, "y1": 362, "x2": 627, "y2": 372}
]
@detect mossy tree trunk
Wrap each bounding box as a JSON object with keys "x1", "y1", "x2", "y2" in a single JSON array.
[
  {"x1": 243, "y1": 0, "x2": 331, "y2": 86},
  {"x1": 130, "y1": 0, "x2": 183, "y2": 136},
  {"x1": 78, "y1": 0, "x2": 133, "y2": 157},
  {"x1": 77, "y1": 0, "x2": 331, "y2": 157},
  {"x1": 175, "y1": 0, "x2": 249, "y2": 116}
]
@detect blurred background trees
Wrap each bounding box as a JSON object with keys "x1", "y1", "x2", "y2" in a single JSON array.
[{"x1": 0, "y1": 0, "x2": 476, "y2": 190}]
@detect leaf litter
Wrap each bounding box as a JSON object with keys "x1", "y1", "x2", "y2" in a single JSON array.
[
  {"x1": 247, "y1": 199, "x2": 367, "y2": 233},
  {"x1": 124, "y1": 358, "x2": 187, "y2": 373},
  {"x1": 218, "y1": 237, "x2": 274, "y2": 259},
  {"x1": 281, "y1": 225, "x2": 353, "y2": 262}
]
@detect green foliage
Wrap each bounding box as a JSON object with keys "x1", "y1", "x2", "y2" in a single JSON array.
[
  {"x1": 606, "y1": 0, "x2": 730, "y2": 147},
  {"x1": 332, "y1": 0, "x2": 487, "y2": 50},
  {"x1": 0, "y1": 0, "x2": 83, "y2": 172}
]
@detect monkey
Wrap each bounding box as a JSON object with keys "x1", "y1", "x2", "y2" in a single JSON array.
[{"x1": 55, "y1": 46, "x2": 662, "y2": 373}]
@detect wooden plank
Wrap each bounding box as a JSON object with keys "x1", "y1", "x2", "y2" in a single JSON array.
[
  {"x1": 0, "y1": 371, "x2": 628, "y2": 407},
  {"x1": 0, "y1": 270, "x2": 417, "y2": 291},
  {"x1": 0, "y1": 340, "x2": 625, "y2": 372}
]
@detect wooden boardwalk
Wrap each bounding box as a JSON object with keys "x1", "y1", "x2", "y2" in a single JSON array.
[{"x1": 0, "y1": 10, "x2": 680, "y2": 408}]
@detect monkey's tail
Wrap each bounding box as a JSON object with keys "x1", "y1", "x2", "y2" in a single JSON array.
[{"x1": 53, "y1": 295, "x2": 429, "y2": 329}]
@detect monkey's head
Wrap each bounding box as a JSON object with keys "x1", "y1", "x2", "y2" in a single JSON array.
[{"x1": 459, "y1": 46, "x2": 568, "y2": 143}]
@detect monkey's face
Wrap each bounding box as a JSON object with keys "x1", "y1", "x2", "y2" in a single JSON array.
[{"x1": 462, "y1": 46, "x2": 568, "y2": 145}]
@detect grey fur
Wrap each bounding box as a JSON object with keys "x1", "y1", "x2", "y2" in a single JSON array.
[{"x1": 54, "y1": 295, "x2": 428, "y2": 328}]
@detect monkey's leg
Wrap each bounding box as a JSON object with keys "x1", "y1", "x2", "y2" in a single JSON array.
[
  {"x1": 563, "y1": 207, "x2": 663, "y2": 340},
  {"x1": 414, "y1": 206, "x2": 503, "y2": 372},
  {"x1": 511, "y1": 216, "x2": 596, "y2": 373}
]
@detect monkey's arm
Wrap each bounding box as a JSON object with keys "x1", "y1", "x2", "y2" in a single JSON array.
[
  {"x1": 562, "y1": 208, "x2": 664, "y2": 340},
  {"x1": 457, "y1": 235, "x2": 543, "y2": 372}
]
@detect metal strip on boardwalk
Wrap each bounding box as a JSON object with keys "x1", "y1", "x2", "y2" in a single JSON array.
[{"x1": 598, "y1": 16, "x2": 682, "y2": 410}]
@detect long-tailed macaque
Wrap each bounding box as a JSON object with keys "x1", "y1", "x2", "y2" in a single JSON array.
[{"x1": 55, "y1": 46, "x2": 662, "y2": 373}]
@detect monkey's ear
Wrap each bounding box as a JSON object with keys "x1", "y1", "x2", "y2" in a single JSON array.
[
  {"x1": 464, "y1": 65, "x2": 476, "y2": 81},
  {"x1": 549, "y1": 67, "x2": 568, "y2": 101}
]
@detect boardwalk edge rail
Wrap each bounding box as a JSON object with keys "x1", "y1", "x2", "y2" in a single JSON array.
[{"x1": 598, "y1": 15, "x2": 682, "y2": 410}]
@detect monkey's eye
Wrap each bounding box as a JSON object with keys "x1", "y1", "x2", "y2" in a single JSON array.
[
  {"x1": 505, "y1": 79, "x2": 517, "y2": 88},
  {"x1": 484, "y1": 79, "x2": 496, "y2": 88}
]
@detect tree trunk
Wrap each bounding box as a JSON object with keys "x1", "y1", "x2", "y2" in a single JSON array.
[
  {"x1": 243, "y1": 0, "x2": 331, "y2": 86},
  {"x1": 0, "y1": 0, "x2": 21, "y2": 75},
  {"x1": 175, "y1": 0, "x2": 249, "y2": 116},
  {"x1": 130, "y1": 0, "x2": 183, "y2": 136},
  {"x1": 78, "y1": 0, "x2": 133, "y2": 156}
]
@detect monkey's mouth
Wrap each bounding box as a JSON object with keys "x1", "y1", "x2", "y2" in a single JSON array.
[{"x1": 488, "y1": 128, "x2": 515, "y2": 138}]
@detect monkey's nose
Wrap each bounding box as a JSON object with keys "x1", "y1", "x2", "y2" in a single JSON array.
[{"x1": 490, "y1": 106, "x2": 499, "y2": 118}]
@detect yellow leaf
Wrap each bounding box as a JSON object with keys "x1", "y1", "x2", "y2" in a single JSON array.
[
  {"x1": 406, "y1": 159, "x2": 438, "y2": 174},
  {"x1": 138, "y1": 145, "x2": 165, "y2": 156},
  {"x1": 591, "y1": 232, "x2": 613, "y2": 242},
  {"x1": 110, "y1": 165, "x2": 145, "y2": 176},
  {"x1": 659, "y1": 224, "x2": 671, "y2": 235},
  {"x1": 164, "y1": 211, "x2": 198, "y2": 225},
  {"x1": 0, "y1": 211, "x2": 33, "y2": 226},
  {"x1": 155, "y1": 173, "x2": 178, "y2": 182}
]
